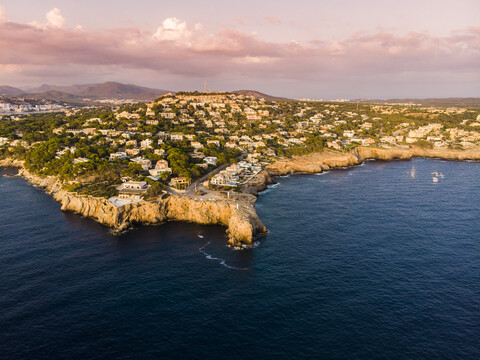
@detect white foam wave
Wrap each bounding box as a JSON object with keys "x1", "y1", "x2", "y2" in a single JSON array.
[
  {"x1": 199, "y1": 242, "x2": 250, "y2": 270},
  {"x1": 198, "y1": 234, "x2": 204, "y2": 238},
  {"x1": 242, "y1": 241, "x2": 261, "y2": 249},
  {"x1": 259, "y1": 188, "x2": 272, "y2": 195}
]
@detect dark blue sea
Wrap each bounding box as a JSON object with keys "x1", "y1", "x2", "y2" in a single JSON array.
[{"x1": 1, "y1": 158, "x2": 480, "y2": 359}]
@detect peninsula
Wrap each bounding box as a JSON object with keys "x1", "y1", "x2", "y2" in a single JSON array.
[{"x1": 1, "y1": 92, "x2": 480, "y2": 246}]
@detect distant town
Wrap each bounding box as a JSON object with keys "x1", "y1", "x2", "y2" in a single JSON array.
[{"x1": 1, "y1": 91, "x2": 480, "y2": 206}]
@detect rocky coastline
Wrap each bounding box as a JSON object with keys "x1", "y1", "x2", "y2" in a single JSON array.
[
  {"x1": 0, "y1": 158, "x2": 266, "y2": 247},
  {"x1": 265, "y1": 146, "x2": 480, "y2": 177},
  {"x1": 2, "y1": 145, "x2": 480, "y2": 247}
]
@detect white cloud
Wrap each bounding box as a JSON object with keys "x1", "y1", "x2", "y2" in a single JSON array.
[
  {"x1": 0, "y1": 5, "x2": 7, "y2": 23},
  {"x1": 28, "y1": 7, "x2": 66, "y2": 29},
  {"x1": 153, "y1": 17, "x2": 192, "y2": 43},
  {"x1": 46, "y1": 8, "x2": 66, "y2": 28}
]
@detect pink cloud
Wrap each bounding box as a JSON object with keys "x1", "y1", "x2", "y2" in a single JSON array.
[{"x1": 0, "y1": 9, "x2": 478, "y2": 93}]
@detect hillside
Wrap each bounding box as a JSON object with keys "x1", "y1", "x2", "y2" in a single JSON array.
[
  {"x1": 21, "y1": 90, "x2": 89, "y2": 105},
  {"x1": 25, "y1": 82, "x2": 171, "y2": 101},
  {"x1": 0, "y1": 86, "x2": 24, "y2": 96},
  {"x1": 233, "y1": 90, "x2": 289, "y2": 101}
]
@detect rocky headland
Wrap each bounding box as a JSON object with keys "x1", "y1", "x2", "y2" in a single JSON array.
[{"x1": 0, "y1": 158, "x2": 266, "y2": 247}]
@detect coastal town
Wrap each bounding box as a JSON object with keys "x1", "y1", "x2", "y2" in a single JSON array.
[{"x1": 1, "y1": 91, "x2": 480, "y2": 207}]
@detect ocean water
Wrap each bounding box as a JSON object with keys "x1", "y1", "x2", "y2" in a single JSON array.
[{"x1": 1, "y1": 158, "x2": 480, "y2": 359}]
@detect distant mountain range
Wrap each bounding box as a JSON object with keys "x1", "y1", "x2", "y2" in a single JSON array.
[
  {"x1": 0, "y1": 86, "x2": 25, "y2": 97},
  {"x1": 2, "y1": 82, "x2": 477, "y2": 106},
  {"x1": 0, "y1": 82, "x2": 172, "y2": 103},
  {"x1": 232, "y1": 90, "x2": 288, "y2": 101},
  {"x1": 0, "y1": 82, "x2": 289, "y2": 104}
]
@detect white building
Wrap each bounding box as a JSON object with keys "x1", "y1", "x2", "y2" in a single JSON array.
[
  {"x1": 109, "y1": 152, "x2": 128, "y2": 161},
  {"x1": 140, "y1": 139, "x2": 153, "y2": 149},
  {"x1": 203, "y1": 156, "x2": 218, "y2": 166}
]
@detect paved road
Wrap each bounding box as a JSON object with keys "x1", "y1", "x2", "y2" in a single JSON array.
[
  {"x1": 184, "y1": 163, "x2": 228, "y2": 197},
  {"x1": 184, "y1": 152, "x2": 247, "y2": 199}
]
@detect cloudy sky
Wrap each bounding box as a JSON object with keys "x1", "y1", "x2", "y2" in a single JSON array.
[{"x1": 0, "y1": 0, "x2": 479, "y2": 99}]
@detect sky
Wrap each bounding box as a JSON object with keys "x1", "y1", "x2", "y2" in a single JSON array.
[{"x1": 0, "y1": 0, "x2": 479, "y2": 99}]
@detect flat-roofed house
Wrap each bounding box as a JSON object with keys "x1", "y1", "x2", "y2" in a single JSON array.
[
  {"x1": 109, "y1": 152, "x2": 128, "y2": 161},
  {"x1": 116, "y1": 181, "x2": 150, "y2": 200}
]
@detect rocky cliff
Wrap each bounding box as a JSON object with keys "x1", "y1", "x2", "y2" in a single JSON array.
[
  {"x1": 0, "y1": 158, "x2": 24, "y2": 168},
  {"x1": 53, "y1": 189, "x2": 265, "y2": 247},
  {"x1": 355, "y1": 146, "x2": 480, "y2": 162},
  {"x1": 266, "y1": 150, "x2": 361, "y2": 176},
  {"x1": 267, "y1": 146, "x2": 480, "y2": 177}
]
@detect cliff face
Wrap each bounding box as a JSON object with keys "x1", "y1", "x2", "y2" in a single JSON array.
[
  {"x1": 266, "y1": 150, "x2": 361, "y2": 176},
  {"x1": 0, "y1": 158, "x2": 24, "y2": 168},
  {"x1": 166, "y1": 195, "x2": 265, "y2": 246},
  {"x1": 14, "y1": 166, "x2": 265, "y2": 247},
  {"x1": 354, "y1": 147, "x2": 414, "y2": 161},
  {"x1": 411, "y1": 147, "x2": 480, "y2": 161},
  {"x1": 355, "y1": 146, "x2": 480, "y2": 162},
  {"x1": 54, "y1": 191, "x2": 265, "y2": 246}
]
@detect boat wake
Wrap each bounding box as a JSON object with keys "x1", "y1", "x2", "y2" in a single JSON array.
[{"x1": 199, "y1": 242, "x2": 250, "y2": 271}]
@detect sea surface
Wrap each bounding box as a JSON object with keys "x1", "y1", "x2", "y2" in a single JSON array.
[{"x1": 1, "y1": 158, "x2": 480, "y2": 359}]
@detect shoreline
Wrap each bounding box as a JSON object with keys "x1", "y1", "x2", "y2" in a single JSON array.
[
  {"x1": 2, "y1": 145, "x2": 480, "y2": 247},
  {"x1": 0, "y1": 158, "x2": 266, "y2": 247},
  {"x1": 264, "y1": 146, "x2": 480, "y2": 178}
]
